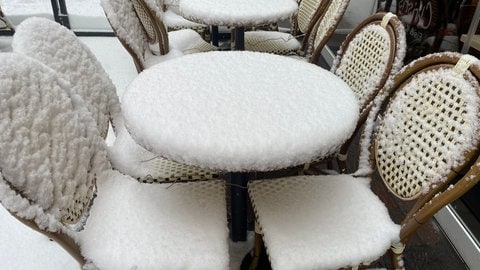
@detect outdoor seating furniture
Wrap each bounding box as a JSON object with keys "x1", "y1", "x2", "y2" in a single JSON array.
[
  {"x1": 246, "y1": 52, "x2": 480, "y2": 270},
  {"x1": 12, "y1": 17, "x2": 221, "y2": 184},
  {"x1": 0, "y1": 52, "x2": 229, "y2": 269},
  {"x1": 101, "y1": 0, "x2": 217, "y2": 73},
  {"x1": 179, "y1": 0, "x2": 298, "y2": 50},
  {"x1": 244, "y1": 0, "x2": 350, "y2": 61},
  {"x1": 120, "y1": 50, "x2": 360, "y2": 242},
  {"x1": 300, "y1": 12, "x2": 407, "y2": 174}
]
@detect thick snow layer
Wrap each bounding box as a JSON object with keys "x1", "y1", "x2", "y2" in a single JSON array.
[
  {"x1": 12, "y1": 17, "x2": 122, "y2": 138},
  {"x1": 179, "y1": 0, "x2": 297, "y2": 27},
  {"x1": 249, "y1": 174, "x2": 400, "y2": 270},
  {"x1": 122, "y1": 50, "x2": 359, "y2": 171}
]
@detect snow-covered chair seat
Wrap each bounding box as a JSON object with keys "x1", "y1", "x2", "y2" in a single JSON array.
[
  {"x1": 12, "y1": 17, "x2": 221, "y2": 184},
  {"x1": 246, "y1": 52, "x2": 480, "y2": 270},
  {"x1": 101, "y1": 0, "x2": 217, "y2": 73},
  {"x1": 301, "y1": 12, "x2": 407, "y2": 174},
  {"x1": 0, "y1": 53, "x2": 229, "y2": 269},
  {"x1": 244, "y1": 0, "x2": 349, "y2": 61}
]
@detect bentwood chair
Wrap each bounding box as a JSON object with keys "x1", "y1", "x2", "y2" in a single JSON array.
[
  {"x1": 244, "y1": 0, "x2": 349, "y2": 61},
  {"x1": 101, "y1": 0, "x2": 216, "y2": 73},
  {"x1": 246, "y1": 52, "x2": 480, "y2": 270},
  {"x1": 12, "y1": 17, "x2": 221, "y2": 184},
  {"x1": 302, "y1": 12, "x2": 407, "y2": 174},
  {"x1": 0, "y1": 52, "x2": 229, "y2": 269}
]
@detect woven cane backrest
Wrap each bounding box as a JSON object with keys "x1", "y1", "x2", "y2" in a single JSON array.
[
  {"x1": 331, "y1": 12, "x2": 406, "y2": 117},
  {"x1": 101, "y1": 0, "x2": 155, "y2": 71},
  {"x1": 308, "y1": 0, "x2": 349, "y2": 63},
  {"x1": 11, "y1": 17, "x2": 122, "y2": 139},
  {"x1": 132, "y1": 0, "x2": 170, "y2": 56},
  {"x1": 374, "y1": 53, "x2": 480, "y2": 200},
  {"x1": 296, "y1": 0, "x2": 328, "y2": 35},
  {"x1": 0, "y1": 53, "x2": 109, "y2": 230}
]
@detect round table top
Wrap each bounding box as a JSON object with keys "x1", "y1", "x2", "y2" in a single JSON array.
[
  {"x1": 122, "y1": 51, "x2": 359, "y2": 172},
  {"x1": 179, "y1": 0, "x2": 298, "y2": 27}
]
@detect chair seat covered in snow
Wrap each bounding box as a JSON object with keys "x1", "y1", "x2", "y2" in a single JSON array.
[
  {"x1": 244, "y1": 0, "x2": 349, "y2": 62},
  {"x1": 101, "y1": 0, "x2": 217, "y2": 73},
  {"x1": 301, "y1": 12, "x2": 407, "y2": 174},
  {"x1": 0, "y1": 53, "x2": 229, "y2": 269},
  {"x1": 246, "y1": 52, "x2": 480, "y2": 270},
  {"x1": 12, "y1": 17, "x2": 221, "y2": 184}
]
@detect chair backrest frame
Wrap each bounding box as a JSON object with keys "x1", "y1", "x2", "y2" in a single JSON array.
[
  {"x1": 307, "y1": 0, "x2": 350, "y2": 63},
  {"x1": 101, "y1": 0, "x2": 169, "y2": 73},
  {"x1": 293, "y1": 0, "x2": 330, "y2": 47},
  {"x1": 11, "y1": 17, "x2": 123, "y2": 138},
  {"x1": 369, "y1": 52, "x2": 480, "y2": 243},
  {"x1": 0, "y1": 53, "x2": 110, "y2": 267},
  {"x1": 332, "y1": 12, "x2": 406, "y2": 121}
]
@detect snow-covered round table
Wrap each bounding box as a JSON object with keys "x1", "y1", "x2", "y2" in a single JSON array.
[
  {"x1": 179, "y1": 0, "x2": 297, "y2": 49},
  {"x1": 122, "y1": 50, "x2": 359, "y2": 241}
]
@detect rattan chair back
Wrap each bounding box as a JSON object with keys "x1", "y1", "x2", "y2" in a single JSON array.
[
  {"x1": 132, "y1": 0, "x2": 169, "y2": 54},
  {"x1": 308, "y1": 0, "x2": 350, "y2": 63},
  {"x1": 101, "y1": 0, "x2": 168, "y2": 72},
  {"x1": 373, "y1": 52, "x2": 480, "y2": 202},
  {"x1": 0, "y1": 53, "x2": 110, "y2": 266},
  {"x1": 332, "y1": 12, "x2": 406, "y2": 120},
  {"x1": 11, "y1": 17, "x2": 122, "y2": 139},
  {"x1": 302, "y1": 12, "x2": 406, "y2": 174},
  {"x1": 292, "y1": 0, "x2": 330, "y2": 39},
  {"x1": 366, "y1": 53, "x2": 480, "y2": 267}
]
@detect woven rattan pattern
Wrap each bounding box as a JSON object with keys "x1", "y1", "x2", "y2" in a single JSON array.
[
  {"x1": 132, "y1": 0, "x2": 159, "y2": 44},
  {"x1": 244, "y1": 35, "x2": 299, "y2": 55},
  {"x1": 313, "y1": 0, "x2": 349, "y2": 49},
  {"x1": 136, "y1": 157, "x2": 220, "y2": 183},
  {"x1": 376, "y1": 69, "x2": 480, "y2": 200},
  {"x1": 297, "y1": 0, "x2": 326, "y2": 34},
  {"x1": 334, "y1": 24, "x2": 391, "y2": 110}
]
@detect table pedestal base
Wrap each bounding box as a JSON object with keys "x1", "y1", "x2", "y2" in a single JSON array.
[{"x1": 230, "y1": 172, "x2": 248, "y2": 241}]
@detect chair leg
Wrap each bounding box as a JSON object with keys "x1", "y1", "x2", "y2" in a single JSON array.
[
  {"x1": 390, "y1": 242, "x2": 406, "y2": 270},
  {"x1": 249, "y1": 231, "x2": 264, "y2": 270}
]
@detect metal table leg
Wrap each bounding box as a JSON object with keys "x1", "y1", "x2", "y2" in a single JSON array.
[{"x1": 230, "y1": 172, "x2": 248, "y2": 241}]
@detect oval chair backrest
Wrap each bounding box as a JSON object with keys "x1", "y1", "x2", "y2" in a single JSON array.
[
  {"x1": 101, "y1": 0, "x2": 154, "y2": 72},
  {"x1": 374, "y1": 53, "x2": 480, "y2": 200},
  {"x1": 11, "y1": 17, "x2": 122, "y2": 139},
  {"x1": 308, "y1": 0, "x2": 350, "y2": 63},
  {"x1": 296, "y1": 0, "x2": 329, "y2": 35},
  {"x1": 330, "y1": 12, "x2": 406, "y2": 119},
  {"x1": 132, "y1": 0, "x2": 170, "y2": 55},
  {"x1": 0, "y1": 53, "x2": 109, "y2": 230}
]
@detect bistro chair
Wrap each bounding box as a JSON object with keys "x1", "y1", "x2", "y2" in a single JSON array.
[
  {"x1": 12, "y1": 17, "x2": 221, "y2": 184},
  {"x1": 244, "y1": 0, "x2": 349, "y2": 61},
  {"x1": 246, "y1": 52, "x2": 480, "y2": 270},
  {"x1": 101, "y1": 0, "x2": 216, "y2": 73},
  {"x1": 301, "y1": 12, "x2": 407, "y2": 174},
  {"x1": 0, "y1": 52, "x2": 229, "y2": 269}
]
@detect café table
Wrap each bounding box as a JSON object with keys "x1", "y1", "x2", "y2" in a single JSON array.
[
  {"x1": 178, "y1": 0, "x2": 297, "y2": 50},
  {"x1": 121, "y1": 50, "x2": 359, "y2": 241}
]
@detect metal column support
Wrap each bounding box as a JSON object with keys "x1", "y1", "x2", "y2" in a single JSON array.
[{"x1": 51, "y1": 0, "x2": 70, "y2": 28}]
